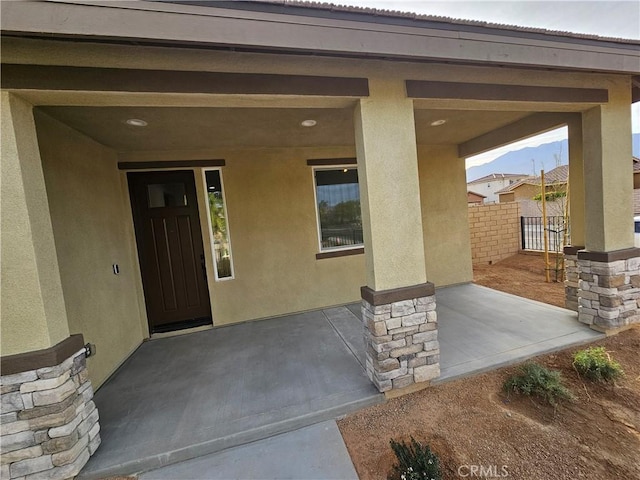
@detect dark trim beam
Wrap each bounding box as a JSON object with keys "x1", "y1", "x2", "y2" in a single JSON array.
[
  {"x1": 459, "y1": 112, "x2": 580, "y2": 158},
  {"x1": 563, "y1": 245, "x2": 585, "y2": 256},
  {"x1": 306, "y1": 158, "x2": 357, "y2": 166},
  {"x1": 316, "y1": 247, "x2": 364, "y2": 260},
  {"x1": 577, "y1": 248, "x2": 640, "y2": 262},
  {"x1": 118, "y1": 160, "x2": 226, "y2": 170},
  {"x1": 1, "y1": 334, "x2": 85, "y2": 376},
  {"x1": 1, "y1": 64, "x2": 370, "y2": 97},
  {"x1": 407, "y1": 80, "x2": 608, "y2": 104},
  {"x1": 361, "y1": 282, "x2": 435, "y2": 306}
]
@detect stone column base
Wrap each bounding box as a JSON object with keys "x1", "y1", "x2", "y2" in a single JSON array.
[
  {"x1": 1, "y1": 335, "x2": 100, "y2": 480},
  {"x1": 576, "y1": 248, "x2": 640, "y2": 331},
  {"x1": 564, "y1": 246, "x2": 583, "y2": 312},
  {"x1": 361, "y1": 283, "x2": 440, "y2": 393}
]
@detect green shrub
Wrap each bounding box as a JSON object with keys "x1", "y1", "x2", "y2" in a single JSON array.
[
  {"x1": 389, "y1": 437, "x2": 442, "y2": 480},
  {"x1": 573, "y1": 346, "x2": 624, "y2": 382},
  {"x1": 503, "y1": 362, "x2": 573, "y2": 406}
]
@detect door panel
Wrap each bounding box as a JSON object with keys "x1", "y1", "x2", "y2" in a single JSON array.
[{"x1": 128, "y1": 171, "x2": 212, "y2": 333}]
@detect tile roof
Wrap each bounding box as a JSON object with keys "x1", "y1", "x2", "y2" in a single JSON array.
[
  {"x1": 467, "y1": 173, "x2": 529, "y2": 184},
  {"x1": 267, "y1": 1, "x2": 640, "y2": 44},
  {"x1": 495, "y1": 177, "x2": 537, "y2": 194},
  {"x1": 495, "y1": 165, "x2": 568, "y2": 194},
  {"x1": 467, "y1": 190, "x2": 487, "y2": 198}
]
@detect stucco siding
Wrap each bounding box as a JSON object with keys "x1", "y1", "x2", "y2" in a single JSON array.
[
  {"x1": 418, "y1": 145, "x2": 473, "y2": 286},
  {"x1": 35, "y1": 111, "x2": 145, "y2": 388},
  {"x1": 1, "y1": 93, "x2": 70, "y2": 355},
  {"x1": 196, "y1": 147, "x2": 366, "y2": 326}
]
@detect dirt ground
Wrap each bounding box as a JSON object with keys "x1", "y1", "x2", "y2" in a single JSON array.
[
  {"x1": 473, "y1": 253, "x2": 566, "y2": 308},
  {"x1": 338, "y1": 255, "x2": 640, "y2": 480}
]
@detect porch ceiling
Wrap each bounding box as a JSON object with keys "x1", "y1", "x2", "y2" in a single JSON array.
[{"x1": 39, "y1": 105, "x2": 534, "y2": 152}]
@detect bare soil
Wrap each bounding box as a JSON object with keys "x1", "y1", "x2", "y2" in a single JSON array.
[
  {"x1": 473, "y1": 253, "x2": 566, "y2": 308},
  {"x1": 338, "y1": 254, "x2": 640, "y2": 480}
]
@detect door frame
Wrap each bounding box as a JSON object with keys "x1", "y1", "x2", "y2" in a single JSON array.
[{"x1": 126, "y1": 168, "x2": 215, "y2": 334}]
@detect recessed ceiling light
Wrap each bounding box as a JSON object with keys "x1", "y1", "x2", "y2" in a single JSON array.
[
  {"x1": 430, "y1": 119, "x2": 447, "y2": 126},
  {"x1": 125, "y1": 118, "x2": 148, "y2": 127},
  {"x1": 301, "y1": 119, "x2": 317, "y2": 127}
]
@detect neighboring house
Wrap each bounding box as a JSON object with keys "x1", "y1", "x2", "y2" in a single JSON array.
[
  {"x1": 466, "y1": 173, "x2": 530, "y2": 203},
  {"x1": 497, "y1": 165, "x2": 569, "y2": 216},
  {"x1": 2, "y1": 1, "x2": 639, "y2": 476},
  {"x1": 634, "y1": 156, "x2": 640, "y2": 189},
  {"x1": 467, "y1": 191, "x2": 486, "y2": 205}
]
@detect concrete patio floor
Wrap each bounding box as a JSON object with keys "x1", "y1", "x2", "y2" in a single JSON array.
[{"x1": 79, "y1": 284, "x2": 603, "y2": 479}]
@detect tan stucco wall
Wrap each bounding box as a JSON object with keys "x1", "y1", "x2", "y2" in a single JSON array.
[
  {"x1": 34, "y1": 111, "x2": 145, "y2": 388},
  {"x1": 513, "y1": 184, "x2": 542, "y2": 201},
  {"x1": 499, "y1": 192, "x2": 516, "y2": 203},
  {"x1": 582, "y1": 77, "x2": 634, "y2": 252},
  {"x1": 568, "y1": 117, "x2": 585, "y2": 247},
  {"x1": 418, "y1": 145, "x2": 473, "y2": 286},
  {"x1": 200, "y1": 147, "x2": 366, "y2": 325},
  {"x1": 1, "y1": 92, "x2": 70, "y2": 355},
  {"x1": 355, "y1": 79, "x2": 426, "y2": 292}
]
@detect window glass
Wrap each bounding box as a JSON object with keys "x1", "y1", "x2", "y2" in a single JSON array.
[
  {"x1": 205, "y1": 170, "x2": 234, "y2": 279},
  {"x1": 315, "y1": 168, "x2": 363, "y2": 250},
  {"x1": 147, "y1": 183, "x2": 187, "y2": 208}
]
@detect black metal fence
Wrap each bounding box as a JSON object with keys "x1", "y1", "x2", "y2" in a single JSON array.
[
  {"x1": 520, "y1": 216, "x2": 567, "y2": 252},
  {"x1": 321, "y1": 227, "x2": 364, "y2": 249}
]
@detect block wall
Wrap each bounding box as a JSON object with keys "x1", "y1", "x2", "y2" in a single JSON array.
[{"x1": 468, "y1": 202, "x2": 521, "y2": 265}]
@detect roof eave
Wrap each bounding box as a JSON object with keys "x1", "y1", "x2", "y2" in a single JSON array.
[{"x1": 1, "y1": 0, "x2": 639, "y2": 75}]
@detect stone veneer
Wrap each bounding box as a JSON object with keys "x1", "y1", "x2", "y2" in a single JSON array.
[
  {"x1": 1, "y1": 342, "x2": 100, "y2": 479},
  {"x1": 575, "y1": 249, "x2": 640, "y2": 331},
  {"x1": 564, "y1": 247, "x2": 581, "y2": 312},
  {"x1": 361, "y1": 283, "x2": 440, "y2": 392}
]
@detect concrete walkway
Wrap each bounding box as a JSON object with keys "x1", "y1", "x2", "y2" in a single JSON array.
[
  {"x1": 139, "y1": 421, "x2": 358, "y2": 480},
  {"x1": 436, "y1": 284, "x2": 604, "y2": 382},
  {"x1": 79, "y1": 284, "x2": 603, "y2": 479},
  {"x1": 79, "y1": 308, "x2": 380, "y2": 479}
]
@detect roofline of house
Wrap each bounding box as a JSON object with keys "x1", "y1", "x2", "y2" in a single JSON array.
[
  {"x1": 1, "y1": 0, "x2": 639, "y2": 75},
  {"x1": 467, "y1": 190, "x2": 487, "y2": 198},
  {"x1": 197, "y1": 0, "x2": 640, "y2": 47},
  {"x1": 467, "y1": 173, "x2": 530, "y2": 184}
]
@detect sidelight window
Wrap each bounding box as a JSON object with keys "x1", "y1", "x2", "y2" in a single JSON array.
[{"x1": 203, "y1": 169, "x2": 234, "y2": 280}]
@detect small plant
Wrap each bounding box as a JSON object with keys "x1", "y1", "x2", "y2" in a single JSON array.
[
  {"x1": 573, "y1": 346, "x2": 624, "y2": 382},
  {"x1": 503, "y1": 362, "x2": 573, "y2": 406},
  {"x1": 389, "y1": 437, "x2": 442, "y2": 480}
]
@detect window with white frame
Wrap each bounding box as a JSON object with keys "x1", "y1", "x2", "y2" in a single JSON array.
[
  {"x1": 313, "y1": 167, "x2": 363, "y2": 251},
  {"x1": 203, "y1": 169, "x2": 234, "y2": 280}
]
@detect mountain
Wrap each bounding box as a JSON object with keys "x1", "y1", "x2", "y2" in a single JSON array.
[{"x1": 467, "y1": 133, "x2": 640, "y2": 182}]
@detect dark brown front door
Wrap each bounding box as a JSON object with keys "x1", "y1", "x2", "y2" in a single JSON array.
[{"x1": 128, "y1": 170, "x2": 212, "y2": 333}]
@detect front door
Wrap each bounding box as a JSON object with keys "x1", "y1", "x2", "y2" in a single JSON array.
[{"x1": 128, "y1": 170, "x2": 212, "y2": 333}]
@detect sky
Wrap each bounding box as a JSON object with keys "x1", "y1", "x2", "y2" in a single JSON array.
[{"x1": 333, "y1": 1, "x2": 640, "y2": 168}]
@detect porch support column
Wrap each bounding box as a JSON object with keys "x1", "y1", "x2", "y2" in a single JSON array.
[
  {"x1": 1, "y1": 92, "x2": 70, "y2": 353},
  {"x1": 563, "y1": 116, "x2": 585, "y2": 311},
  {"x1": 576, "y1": 78, "x2": 640, "y2": 332},
  {"x1": 355, "y1": 79, "x2": 439, "y2": 393},
  {"x1": 1, "y1": 92, "x2": 100, "y2": 475}
]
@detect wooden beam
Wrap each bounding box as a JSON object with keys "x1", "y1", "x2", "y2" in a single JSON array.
[
  {"x1": 406, "y1": 80, "x2": 608, "y2": 103},
  {"x1": 2, "y1": 64, "x2": 370, "y2": 97},
  {"x1": 458, "y1": 112, "x2": 579, "y2": 158},
  {"x1": 118, "y1": 159, "x2": 225, "y2": 170}
]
